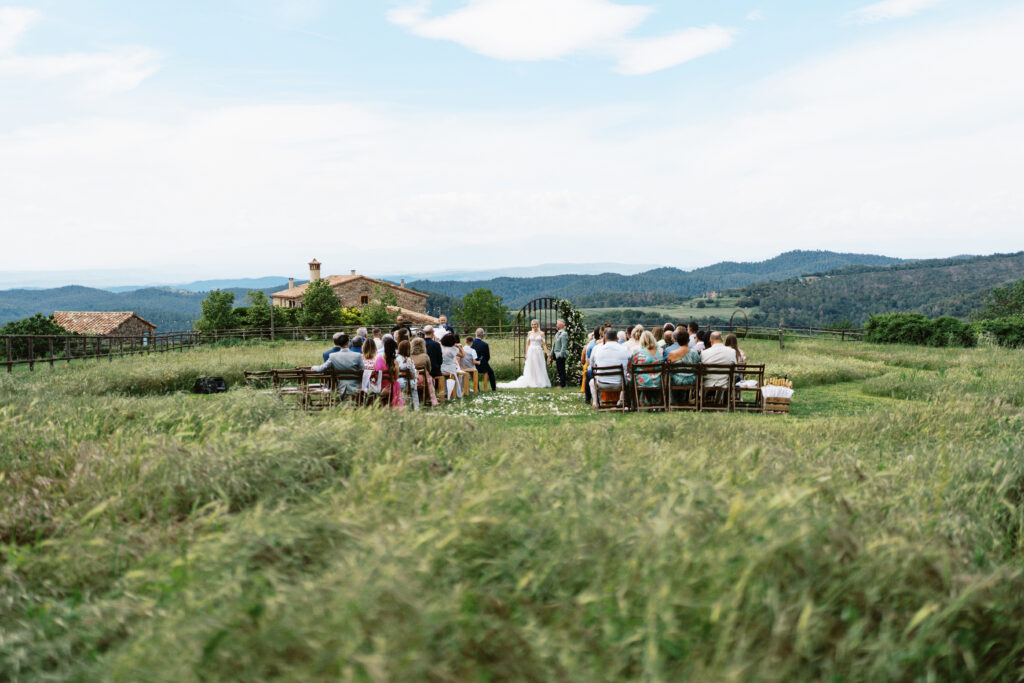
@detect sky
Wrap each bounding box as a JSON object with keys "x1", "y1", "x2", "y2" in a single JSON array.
[{"x1": 0, "y1": 0, "x2": 1022, "y2": 284}]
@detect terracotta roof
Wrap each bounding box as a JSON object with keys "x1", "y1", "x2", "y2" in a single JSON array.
[
  {"x1": 386, "y1": 307, "x2": 440, "y2": 326},
  {"x1": 53, "y1": 311, "x2": 157, "y2": 335},
  {"x1": 271, "y1": 274, "x2": 428, "y2": 300}
]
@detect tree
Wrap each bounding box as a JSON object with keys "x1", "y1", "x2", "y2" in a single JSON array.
[
  {"x1": 459, "y1": 289, "x2": 509, "y2": 330},
  {"x1": 1, "y1": 313, "x2": 73, "y2": 360},
  {"x1": 195, "y1": 290, "x2": 236, "y2": 331},
  {"x1": 361, "y1": 284, "x2": 399, "y2": 327},
  {"x1": 300, "y1": 279, "x2": 343, "y2": 327},
  {"x1": 975, "y1": 280, "x2": 1024, "y2": 320},
  {"x1": 243, "y1": 290, "x2": 272, "y2": 328}
]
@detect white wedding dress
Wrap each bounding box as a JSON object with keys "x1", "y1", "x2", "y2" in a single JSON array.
[{"x1": 498, "y1": 332, "x2": 551, "y2": 389}]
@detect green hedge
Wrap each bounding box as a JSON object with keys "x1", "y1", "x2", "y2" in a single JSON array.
[
  {"x1": 864, "y1": 313, "x2": 976, "y2": 348},
  {"x1": 974, "y1": 315, "x2": 1024, "y2": 348}
]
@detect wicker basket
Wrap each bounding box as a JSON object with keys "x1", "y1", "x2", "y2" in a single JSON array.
[{"x1": 764, "y1": 397, "x2": 791, "y2": 415}]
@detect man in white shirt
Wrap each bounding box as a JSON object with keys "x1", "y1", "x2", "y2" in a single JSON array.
[
  {"x1": 589, "y1": 329, "x2": 633, "y2": 406},
  {"x1": 700, "y1": 331, "x2": 736, "y2": 387},
  {"x1": 436, "y1": 315, "x2": 452, "y2": 339}
]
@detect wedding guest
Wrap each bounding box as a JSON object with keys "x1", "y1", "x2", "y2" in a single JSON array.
[
  {"x1": 436, "y1": 315, "x2": 452, "y2": 338},
  {"x1": 472, "y1": 329, "x2": 496, "y2": 392},
  {"x1": 693, "y1": 330, "x2": 708, "y2": 354},
  {"x1": 584, "y1": 325, "x2": 603, "y2": 403},
  {"x1": 652, "y1": 327, "x2": 664, "y2": 345},
  {"x1": 625, "y1": 325, "x2": 643, "y2": 352},
  {"x1": 322, "y1": 332, "x2": 344, "y2": 362},
  {"x1": 374, "y1": 337, "x2": 404, "y2": 408},
  {"x1": 391, "y1": 315, "x2": 409, "y2": 337},
  {"x1": 311, "y1": 333, "x2": 362, "y2": 395},
  {"x1": 630, "y1": 331, "x2": 662, "y2": 390},
  {"x1": 397, "y1": 339, "x2": 419, "y2": 409},
  {"x1": 589, "y1": 328, "x2": 632, "y2": 407},
  {"x1": 423, "y1": 326, "x2": 443, "y2": 378},
  {"x1": 701, "y1": 331, "x2": 736, "y2": 388},
  {"x1": 362, "y1": 338, "x2": 377, "y2": 371},
  {"x1": 688, "y1": 321, "x2": 700, "y2": 348},
  {"x1": 725, "y1": 333, "x2": 746, "y2": 364},
  {"x1": 617, "y1": 330, "x2": 627, "y2": 344},
  {"x1": 659, "y1": 323, "x2": 675, "y2": 350},
  {"x1": 410, "y1": 337, "x2": 439, "y2": 406},
  {"x1": 440, "y1": 332, "x2": 465, "y2": 398},
  {"x1": 372, "y1": 328, "x2": 384, "y2": 353},
  {"x1": 350, "y1": 327, "x2": 368, "y2": 352},
  {"x1": 666, "y1": 328, "x2": 700, "y2": 389},
  {"x1": 395, "y1": 327, "x2": 411, "y2": 344},
  {"x1": 461, "y1": 335, "x2": 479, "y2": 370}
]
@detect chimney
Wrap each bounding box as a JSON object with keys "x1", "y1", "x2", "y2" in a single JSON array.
[
  {"x1": 288, "y1": 278, "x2": 294, "y2": 289},
  {"x1": 400, "y1": 278, "x2": 406, "y2": 288},
  {"x1": 350, "y1": 269, "x2": 356, "y2": 276},
  {"x1": 308, "y1": 258, "x2": 321, "y2": 282}
]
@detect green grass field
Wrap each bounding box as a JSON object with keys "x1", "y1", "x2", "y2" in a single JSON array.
[{"x1": 3, "y1": 337, "x2": 1024, "y2": 680}]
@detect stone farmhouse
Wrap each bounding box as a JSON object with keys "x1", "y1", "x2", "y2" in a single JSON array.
[
  {"x1": 271, "y1": 260, "x2": 439, "y2": 326},
  {"x1": 54, "y1": 311, "x2": 157, "y2": 338}
]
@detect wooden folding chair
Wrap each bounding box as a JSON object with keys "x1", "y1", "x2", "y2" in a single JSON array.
[
  {"x1": 665, "y1": 362, "x2": 700, "y2": 411},
  {"x1": 591, "y1": 365, "x2": 628, "y2": 412},
  {"x1": 331, "y1": 369, "x2": 364, "y2": 406},
  {"x1": 700, "y1": 364, "x2": 736, "y2": 412},
  {"x1": 302, "y1": 370, "x2": 336, "y2": 411},
  {"x1": 732, "y1": 364, "x2": 765, "y2": 413},
  {"x1": 243, "y1": 370, "x2": 275, "y2": 393},
  {"x1": 361, "y1": 369, "x2": 384, "y2": 407},
  {"x1": 399, "y1": 367, "x2": 419, "y2": 409},
  {"x1": 630, "y1": 360, "x2": 666, "y2": 412},
  {"x1": 272, "y1": 369, "x2": 306, "y2": 410}
]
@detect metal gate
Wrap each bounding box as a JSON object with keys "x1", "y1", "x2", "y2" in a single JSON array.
[{"x1": 512, "y1": 297, "x2": 559, "y2": 374}]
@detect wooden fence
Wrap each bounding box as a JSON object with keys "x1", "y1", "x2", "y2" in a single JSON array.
[{"x1": 1, "y1": 323, "x2": 863, "y2": 374}]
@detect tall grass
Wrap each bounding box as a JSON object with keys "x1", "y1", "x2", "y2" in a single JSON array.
[{"x1": 2, "y1": 339, "x2": 1024, "y2": 679}]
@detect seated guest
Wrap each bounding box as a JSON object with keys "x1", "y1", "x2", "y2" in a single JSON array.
[
  {"x1": 659, "y1": 323, "x2": 675, "y2": 350},
  {"x1": 666, "y1": 328, "x2": 700, "y2": 387},
  {"x1": 322, "y1": 332, "x2": 345, "y2": 362},
  {"x1": 688, "y1": 321, "x2": 700, "y2": 349},
  {"x1": 652, "y1": 327, "x2": 664, "y2": 346},
  {"x1": 372, "y1": 328, "x2": 384, "y2": 353},
  {"x1": 617, "y1": 330, "x2": 628, "y2": 344},
  {"x1": 461, "y1": 335, "x2": 479, "y2": 370},
  {"x1": 440, "y1": 332, "x2": 465, "y2": 398},
  {"x1": 374, "y1": 337, "x2": 404, "y2": 408},
  {"x1": 625, "y1": 325, "x2": 643, "y2": 352},
  {"x1": 395, "y1": 327, "x2": 411, "y2": 343},
  {"x1": 423, "y1": 325, "x2": 443, "y2": 378},
  {"x1": 584, "y1": 325, "x2": 603, "y2": 403},
  {"x1": 630, "y1": 331, "x2": 662, "y2": 390},
  {"x1": 362, "y1": 338, "x2": 377, "y2": 371},
  {"x1": 396, "y1": 339, "x2": 419, "y2": 409},
  {"x1": 725, "y1": 333, "x2": 746, "y2": 364},
  {"x1": 311, "y1": 333, "x2": 362, "y2": 395},
  {"x1": 700, "y1": 331, "x2": 736, "y2": 387},
  {"x1": 410, "y1": 337, "x2": 439, "y2": 406},
  {"x1": 693, "y1": 330, "x2": 708, "y2": 354},
  {"x1": 589, "y1": 328, "x2": 632, "y2": 407},
  {"x1": 350, "y1": 327, "x2": 368, "y2": 352}
]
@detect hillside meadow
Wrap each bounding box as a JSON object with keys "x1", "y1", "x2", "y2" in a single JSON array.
[{"x1": 2, "y1": 338, "x2": 1024, "y2": 680}]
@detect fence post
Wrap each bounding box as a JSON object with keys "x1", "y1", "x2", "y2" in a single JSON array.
[
  {"x1": 48, "y1": 337, "x2": 54, "y2": 368},
  {"x1": 28, "y1": 336, "x2": 34, "y2": 371},
  {"x1": 65, "y1": 337, "x2": 71, "y2": 365},
  {"x1": 5, "y1": 337, "x2": 11, "y2": 373}
]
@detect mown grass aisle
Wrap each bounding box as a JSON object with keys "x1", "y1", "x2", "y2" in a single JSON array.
[{"x1": 2, "y1": 339, "x2": 1024, "y2": 680}]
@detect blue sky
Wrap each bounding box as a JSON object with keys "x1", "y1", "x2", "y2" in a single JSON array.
[{"x1": 1, "y1": 0, "x2": 1022, "y2": 282}]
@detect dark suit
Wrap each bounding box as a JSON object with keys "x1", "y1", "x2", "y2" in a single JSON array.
[
  {"x1": 472, "y1": 337, "x2": 496, "y2": 391},
  {"x1": 425, "y1": 338, "x2": 444, "y2": 377},
  {"x1": 322, "y1": 346, "x2": 342, "y2": 363}
]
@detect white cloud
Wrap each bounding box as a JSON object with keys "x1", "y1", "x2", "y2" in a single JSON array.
[
  {"x1": 0, "y1": 6, "x2": 39, "y2": 54},
  {"x1": 389, "y1": 0, "x2": 733, "y2": 74},
  {"x1": 0, "y1": 8, "x2": 160, "y2": 94},
  {"x1": 613, "y1": 25, "x2": 735, "y2": 75},
  {"x1": 1, "y1": 6, "x2": 1023, "y2": 273},
  {"x1": 745, "y1": 10, "x2": 763, "y2": 22},
  {"x1": 846, "y1": 0, "x2": 942, "y2": 24}
]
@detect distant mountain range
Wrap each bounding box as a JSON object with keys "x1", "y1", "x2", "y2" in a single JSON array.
[
  {"x1": 5, "y1": 250, "x2": 1019, "y2": 332},
  {"x1": 381, "y1": 263, "x2": 663, "y2": 282},
  {"x1": 409, "y1": 250, "x2": 906, "y2": 308},
  {"x1": 106, "y1": 277, "x2": 297, "y2": 293}
]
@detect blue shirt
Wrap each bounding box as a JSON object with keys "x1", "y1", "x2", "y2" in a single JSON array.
[
  {"x1": 585, "y1": 339, "x2": 597, "y2": 361},
  {"x1": 322, "y1": 346, "x2": 342, "y2": 362}
]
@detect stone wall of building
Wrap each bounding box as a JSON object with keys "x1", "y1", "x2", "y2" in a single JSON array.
[
  {"x1": 332, "y1": 280, "x2": 427, "y2": 313},
  {"x1": 111, "y1": 317, "x2": 157, "y2": 337}
]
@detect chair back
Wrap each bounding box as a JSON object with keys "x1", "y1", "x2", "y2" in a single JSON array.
[
  {"x1": 630, "y1": 360, "x2": 666, "y2": 412},
  {"x1": 591, "y1": 364, "x2": 627, "y2": 412},
  {"x1": 700, "y1": 364, "x2": 736, "y2": 411}
]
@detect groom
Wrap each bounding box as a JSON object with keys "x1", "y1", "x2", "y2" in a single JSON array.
[{"x1": 551, "y1": 319, "x2": 569, "y2": 388}]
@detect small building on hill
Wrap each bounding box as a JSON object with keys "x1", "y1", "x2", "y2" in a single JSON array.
[
  {"x1": 271, "y1": 260, "x2": 439, "y2": 326},
  {"x1": 54, "y1": 311, "x2": 157, "y2": 338}
]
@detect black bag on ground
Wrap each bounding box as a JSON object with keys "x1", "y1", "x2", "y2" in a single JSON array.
[{"x1": 193, "y1": 376, "x2": 227, "y2": 394}]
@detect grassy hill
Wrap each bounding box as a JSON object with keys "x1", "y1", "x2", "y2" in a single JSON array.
[
  {"x1": 2, "y1": 338, "x2": 1024, "y2": 679},
  {"x1": 409, "y1": 250, "x2": 905, "y2": 308},
  {"x1": 742, "y1": 252, "x2": 1024, "y2": 327}
]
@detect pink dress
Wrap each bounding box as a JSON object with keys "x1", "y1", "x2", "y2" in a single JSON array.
[{"x1": 374, "y1": 355, "x2": 404, "y2": 408}]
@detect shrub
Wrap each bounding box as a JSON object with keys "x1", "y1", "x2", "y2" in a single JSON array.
[
  {"x1": 864, "y1": 313, "x2": 976, "y2": 348},
  {"x1": 975, "y1": 315, "x2": 1024, "y2": 348}
]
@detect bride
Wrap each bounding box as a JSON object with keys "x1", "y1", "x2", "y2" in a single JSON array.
[{"x1": 498, "y1": 319, "x2": 552, "y2": 389}]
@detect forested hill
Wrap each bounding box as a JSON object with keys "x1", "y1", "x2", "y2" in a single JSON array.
[
  {"x1": 409, "y1": 250, "x2": 904, "y2": 308},
  {"x1": 742, "y1": 252, "x2": 1024, "y2": 327},
  {"x1": 0, "y1": 285, "x2": 281, "y2": 331}
]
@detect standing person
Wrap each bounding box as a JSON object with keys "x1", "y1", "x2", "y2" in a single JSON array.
[
  {"x1": 374, "y1": 337, "x2": 404, "y2": 408},
  {"x1": 391, "y1": 315, "x2": 409, "y2": 338},
  {"x1": 471, "y1": 328, "x2": 497, "y2": 392},
  {"x1": 436, "y1": 315, "x2": 452, "y2": 339},
  {"x1": 497, "y1": 319, "x2": 551, "y2": 389},
  {"x1": 423, "y1": 325, "x2": 444, "y2": 380},
  {"x1": 550, "y1": 319, "x2": 569, "y2": 388}
]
